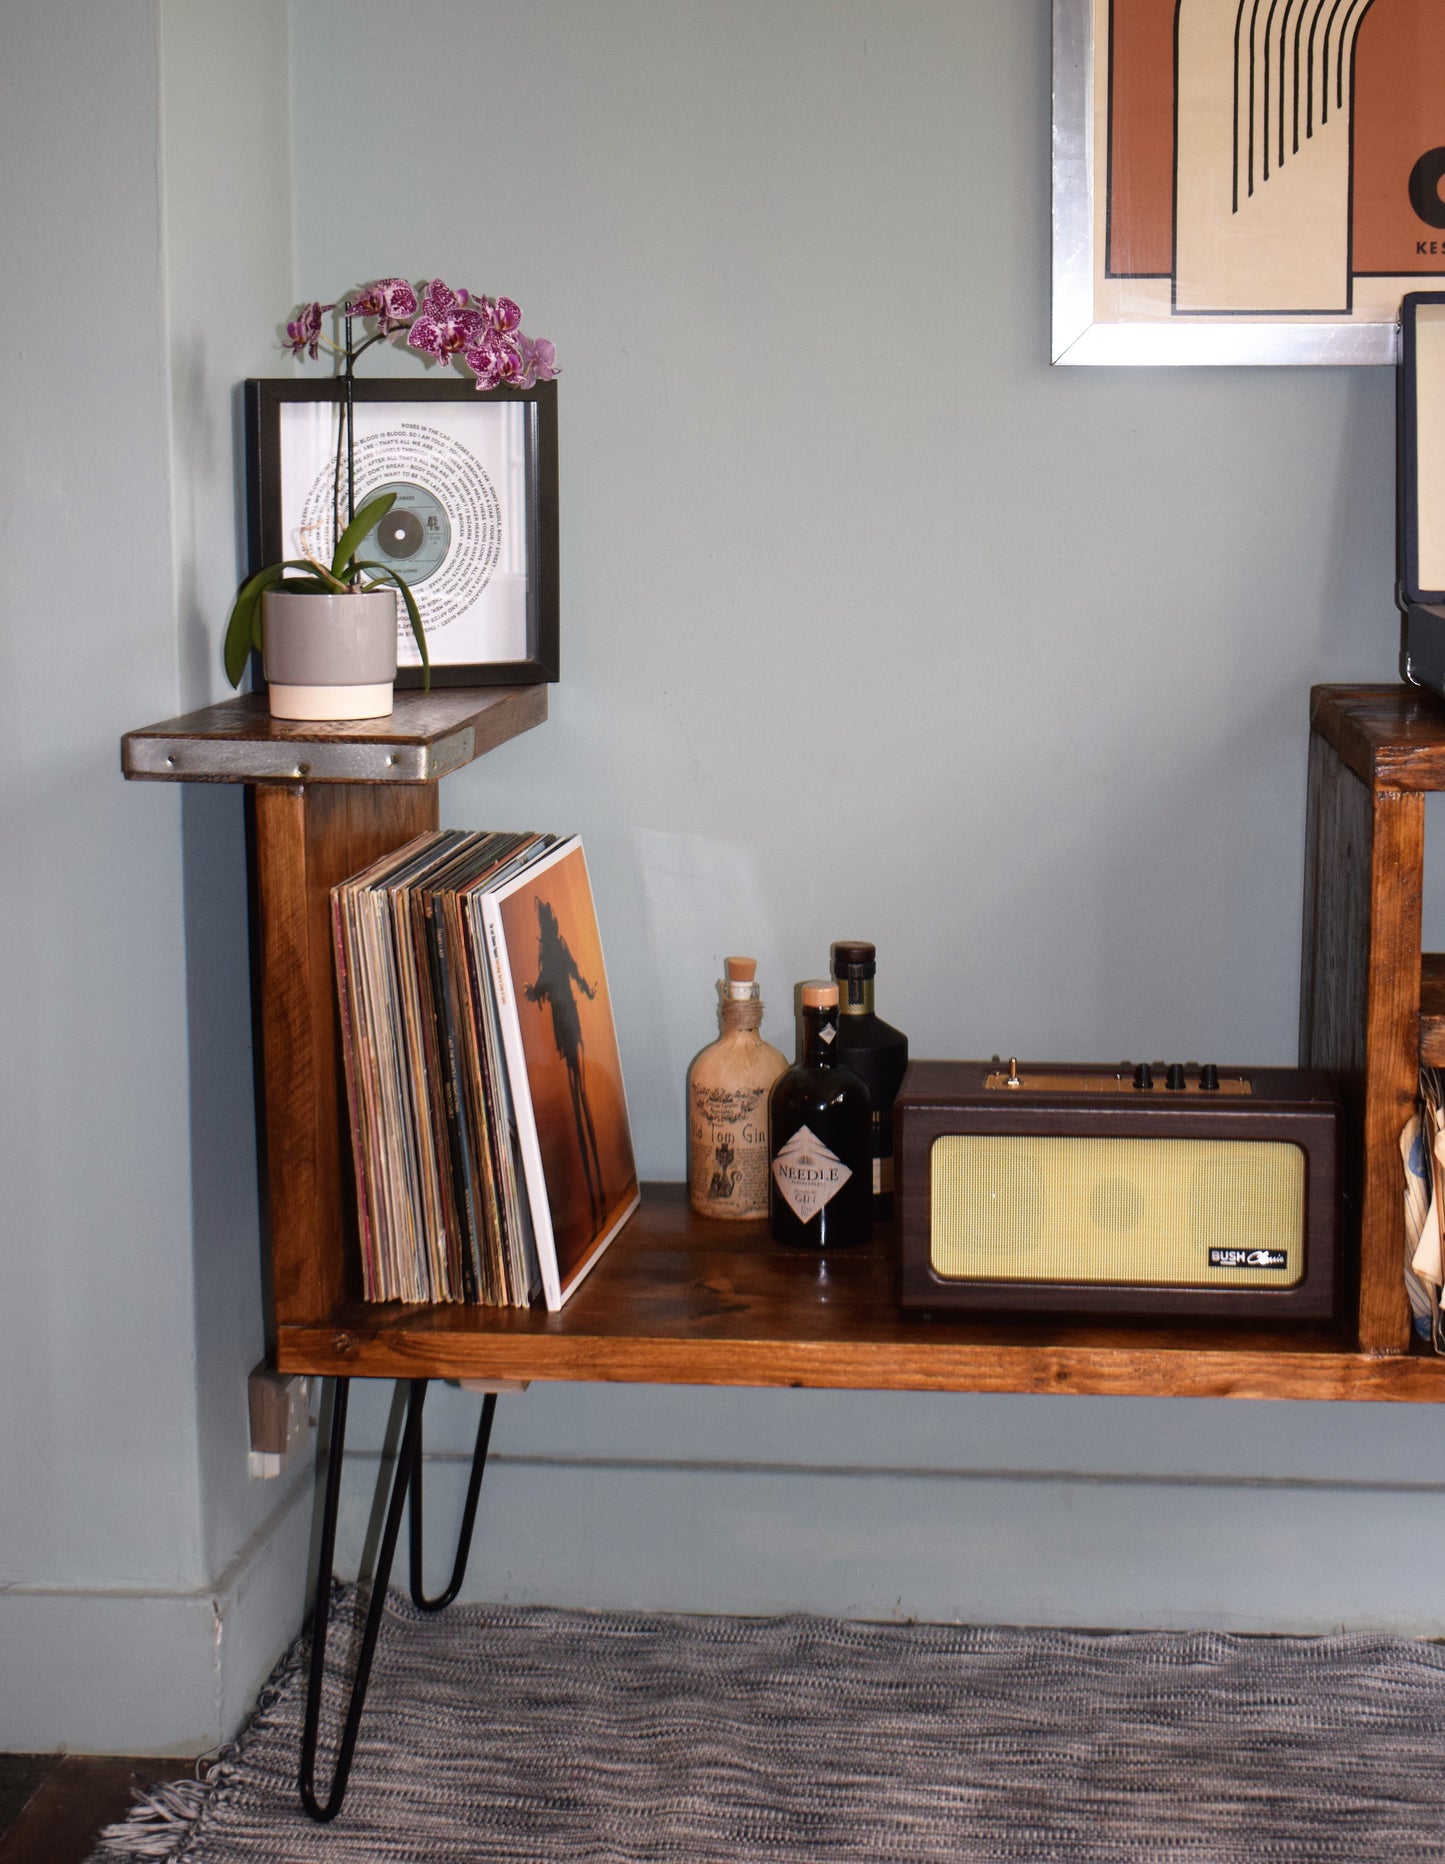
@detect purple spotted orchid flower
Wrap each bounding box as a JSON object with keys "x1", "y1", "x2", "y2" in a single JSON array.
[
  {"x1": 343, "y1": 276, "x2": 418, "y2": 334},
  {"x1": 489, "y1": 295, "x2": 523, "y2": 336},
  {"x1": 462, "y1": 329, "x2": 513, "y2": 391},
  {"x1": 517, "y1": 333, "x2": 558, "y2": 386},
  {"x1": 283, "y1": 273, "x2": 557, "y2": 394},
  {"x1": 284, "y1": 300, "x2": 333, "y2": 360},
  {"x1": 406, "y1": 279, "x2": 489, "y2": 364}
]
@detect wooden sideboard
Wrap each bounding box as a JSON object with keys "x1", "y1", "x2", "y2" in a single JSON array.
[{"x1": 122, "y1": 682, "x2": 1445, "y2": 1403}]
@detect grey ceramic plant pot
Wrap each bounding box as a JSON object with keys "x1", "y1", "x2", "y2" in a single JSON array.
[{"x1": 262, "y1": 589, "x2": 398, "y2": 721}]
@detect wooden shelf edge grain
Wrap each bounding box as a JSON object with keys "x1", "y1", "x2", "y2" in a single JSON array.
[
  {"x1": 271, "y1": 1185, "x2": 1445, "y2": 1402},
  {"x1": 121, "y1": 685, "x2": 547, "y2": 785},
  {"x1": 1309, "y1": 683, "x2": 1445, "y2": 792}
]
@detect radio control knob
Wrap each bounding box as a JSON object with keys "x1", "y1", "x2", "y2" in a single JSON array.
[
  {"x1": 1199, "y1": 1063, "x2": 1220, "y2": 1091},
  {"x1": 1132, "y1": 1062, "x2": 1154, "y2": 1091},
  {"x1": 1166, "y1": 1063, "x2": 1186, "y2": 1091}
]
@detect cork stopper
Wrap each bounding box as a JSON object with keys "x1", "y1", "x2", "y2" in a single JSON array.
[
  {"x1": 720, "y1": 954, "x2": 761, "y2": 1005},
  {"x1": 801, "y1": 980, "x2": 839, "y2": 1010}
]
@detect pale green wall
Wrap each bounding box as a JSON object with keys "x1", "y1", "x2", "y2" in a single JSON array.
[
  {"x1": 6, "y1": 0, "x2": 1445, "y2": 1762},
  {"x1": 0, "y1": 0, "x2": 312, "y2": 1753},
  {"x1": 288, "y1": 0, "x2": 1445, "y2": 1634}
]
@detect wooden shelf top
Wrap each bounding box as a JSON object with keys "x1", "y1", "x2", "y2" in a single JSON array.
[
  {"x1": 1310, "y1": 683, "x2": 1445, "y2": 791},
  {"x1": 121, "y1": 686, "x2": 547, "y2": 786},
  {"x1": 274, "y1": 1185, "x2": 1445, "y2": 1402}
]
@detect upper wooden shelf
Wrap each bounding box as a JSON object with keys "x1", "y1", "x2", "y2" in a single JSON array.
[
  {"x1": 121, "y1": 687, "x2": 547, "y2": 786},
  {"x1": 1310, "y1": 683, "x2": 1445, "y2": 791},
  {"x1": 274, "y1": 1184, "x2": 1445, "y2": 1404}
]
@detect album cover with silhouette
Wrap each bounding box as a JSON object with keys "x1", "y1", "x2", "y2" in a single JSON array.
[{"x1": 481, "y1": 836, "x2": 640, "y2": 1308}]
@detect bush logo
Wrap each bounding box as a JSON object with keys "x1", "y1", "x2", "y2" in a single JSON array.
[{"x1": 1209, "y1": 1247, "x2": 1288, "y2": 1271}]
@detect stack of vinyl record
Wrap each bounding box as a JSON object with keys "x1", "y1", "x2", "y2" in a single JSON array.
[{"x1": 332, "y1": 831, "x2": 639, "y2": 1310}]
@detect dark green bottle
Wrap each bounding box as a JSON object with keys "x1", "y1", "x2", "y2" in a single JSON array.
[
  {"x1": 768, "y1": 981, "x2": 872, "y2": 1248},
  {"x1": 830, "y1": 940, "x2": 908, "y2": 1221}
]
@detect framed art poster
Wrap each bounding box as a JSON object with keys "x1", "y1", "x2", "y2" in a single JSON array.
[
  {"x1": 245, "y1": 376, "x2": 558, "y2": 684},
  {"x1": 1053, "y1": 0, "x2": 1445, "y2": 364}
]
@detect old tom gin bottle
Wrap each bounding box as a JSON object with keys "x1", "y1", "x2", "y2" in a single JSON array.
[
  {"x1": 768, "y1": 981, "x2": 872, "y2": 1248},
  {"x1": 687, "y1": 957, "x2": 788, "y2": 1220}
]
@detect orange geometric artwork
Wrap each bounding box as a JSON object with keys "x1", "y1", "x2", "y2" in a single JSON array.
[{"x1": 1085, "y1": 0, "x2": 1445, "y2": 342}]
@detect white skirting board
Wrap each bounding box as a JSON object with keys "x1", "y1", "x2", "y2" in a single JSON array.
[{"x1": 0, "y1": 1474, "x2": 314, "y2": 1754}]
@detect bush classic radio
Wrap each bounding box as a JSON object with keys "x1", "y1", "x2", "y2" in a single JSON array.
[{"x1": 895, "y1": 1061, "x2": 1340, "y2": 1319}]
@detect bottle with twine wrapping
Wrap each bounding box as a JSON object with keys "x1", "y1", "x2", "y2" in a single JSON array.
[{"x1": 686, "y1": 957, "x2": 788, "y2": 1219}]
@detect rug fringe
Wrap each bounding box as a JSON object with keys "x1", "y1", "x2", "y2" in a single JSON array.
[{"x1": 91, "y1": 1777, "x2": 214, "y2": 1860}]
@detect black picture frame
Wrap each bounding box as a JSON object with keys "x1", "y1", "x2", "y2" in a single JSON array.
[
  {"x1": 244, "y1": 376, "x2": 559, "y2": 687},
  {"x1": 1399, "y1": 293, "x2": 1445, "y2": 611}
]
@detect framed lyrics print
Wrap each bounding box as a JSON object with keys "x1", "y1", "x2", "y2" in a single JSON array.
[{"x1": 246, "y1": 376, "x2": 559, "y2": 684}]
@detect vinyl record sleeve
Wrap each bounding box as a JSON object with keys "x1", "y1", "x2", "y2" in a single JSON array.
[
  {"x1": 479, "y1": 838, "x2": 640, "y2": 1309},
  {"x1": 333, "y1": 830, "x2": 466, "y2": 1302}
]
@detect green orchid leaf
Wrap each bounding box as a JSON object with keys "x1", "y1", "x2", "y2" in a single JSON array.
[
  {"x1": 355, "y1": 559, "x2": 430, "y2": 692},
  {"x1": 223, "y1": 562, "x2": 288, "y2": 687},
  {"x1": 224, "y1": 591, "x2": 260, "y2": 687},
  {"x1": 331, "y1": 492, "x2": 397, "y2": 580}
]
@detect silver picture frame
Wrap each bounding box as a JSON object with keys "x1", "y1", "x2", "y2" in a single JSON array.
[{"x1": 1051, "y1": 0, "x2": 1408, "y2": 368}]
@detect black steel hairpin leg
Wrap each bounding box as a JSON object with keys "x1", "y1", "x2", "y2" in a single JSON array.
[
  {"x1": 299, "y1": 1376, "x2": 428, "y2": 1824},
  {"x1": 409, "y1": 1390, "x2": 497, "y2": 1612}
]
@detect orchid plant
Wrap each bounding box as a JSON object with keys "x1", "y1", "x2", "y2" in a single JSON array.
[
  {"x1": 222, "y1": 488, "x2": 426, "y2": 689},
  {"x1": 286, "y1": 275, "x2": 558, "y2": 392},
  {"x1": 223, "y1": 275, "x2": 558, "y2": 693}
]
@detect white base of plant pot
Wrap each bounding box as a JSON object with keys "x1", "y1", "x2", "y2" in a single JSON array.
[{"x1": 267, "y1": 681, "x2": 395, "y2": 722}]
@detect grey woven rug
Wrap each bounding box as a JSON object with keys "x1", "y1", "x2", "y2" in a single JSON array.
[{"x1": 93, "y1": 1591, "x2": 1445, "y2": 1861}]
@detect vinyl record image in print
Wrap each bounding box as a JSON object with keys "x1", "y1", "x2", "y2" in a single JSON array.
[
  {"x1": 295, "y1": 420, "x2": 508, "y2": 652},
  {"x1": 363, "y1": 480, "x2": 451, "y2": 586}
]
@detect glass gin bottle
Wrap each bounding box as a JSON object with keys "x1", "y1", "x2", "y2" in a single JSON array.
[
  {"x1": 768, "y1": 981, "x2": 872, "y2": 1248},
  {"x1": 687, "y1": 957, "x2": 788, "y2": 1220},
  {"x1": 830, "y1": 940, "x2": 909, "y2": 1221}
]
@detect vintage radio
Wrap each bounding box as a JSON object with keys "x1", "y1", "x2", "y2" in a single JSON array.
[{"x1": 895, "y1": 1060, "x2": 1340, "y2": 1319}]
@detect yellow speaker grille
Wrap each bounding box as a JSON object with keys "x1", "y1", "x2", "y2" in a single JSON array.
[{"x1": 929, "y1": 1134, "x2": 1305, "y2": 1287}]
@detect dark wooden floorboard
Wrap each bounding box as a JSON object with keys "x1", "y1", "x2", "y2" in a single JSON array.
[
  {"x1": 0, "y1": 1761, "x2": 54, "y2": 1836},
  {"x1": 0, "y1": 1755, "x2": 199, "y2": 1864}
]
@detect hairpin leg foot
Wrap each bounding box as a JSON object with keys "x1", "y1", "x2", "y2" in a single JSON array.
[
  {"x1": 298, "y1": 1376, "x2": 428, "y2": 1823},
  {"x1": 409, "y1": 1390, "x2": 497, "y2": 1613}
]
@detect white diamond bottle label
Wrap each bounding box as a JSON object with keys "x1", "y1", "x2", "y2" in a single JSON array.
[{"x1": 771, "y1": 1126, "x2": 852, "y2": 1222}]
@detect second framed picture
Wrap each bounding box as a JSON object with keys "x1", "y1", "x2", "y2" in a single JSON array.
[
  {"x1": 1053, "y1": 0, "x2": 1445, "y2": 366},
  {"x1": 245, "y1": 376, "x2": 559, "y2": 686}
]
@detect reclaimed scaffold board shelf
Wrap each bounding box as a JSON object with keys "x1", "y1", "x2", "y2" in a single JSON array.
[{"x1": 121, "y1": 683, "x2": 1445, "y2": 1404}]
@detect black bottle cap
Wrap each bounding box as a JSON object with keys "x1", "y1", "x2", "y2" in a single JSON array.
[{"x1": 831, "y1": 940, "x2": 876, "y2": 978}]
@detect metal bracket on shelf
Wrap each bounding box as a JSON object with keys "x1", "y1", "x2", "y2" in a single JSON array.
[{"x1": 297, "y1": 1376, "x2": 497, "y2": 1823}]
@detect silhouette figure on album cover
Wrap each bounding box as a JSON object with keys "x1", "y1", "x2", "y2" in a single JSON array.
[{"x1": 523, "y1": 898, "x2": 606, "y2": 1228}]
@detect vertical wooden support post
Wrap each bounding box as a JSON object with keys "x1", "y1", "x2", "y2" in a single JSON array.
[
  {"x1": 251, "y1": 782, "x2": 439, "y2": 1330},
  {"x1": 1300, "y1": 730, "x2": 1422, "y2": 1355}
]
